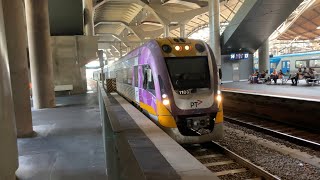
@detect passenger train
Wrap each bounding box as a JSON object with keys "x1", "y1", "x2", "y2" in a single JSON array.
[
  {"x1": 94, "y1": 37, "x2": 223, "y2": 144},
  {"x1": 253, "y1": 51, "x2": 320, "y2": 73}
]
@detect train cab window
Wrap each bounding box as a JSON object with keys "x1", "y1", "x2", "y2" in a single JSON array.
[
  {"x1": 143, "y1": 65, "x2": 155, "y2": 94},
  {"x1": 270, "y1": 63, "x2": 277, "y2": 69},
  {"x1": 165, "y1": 56, "x2": 210, "y2": 90}
]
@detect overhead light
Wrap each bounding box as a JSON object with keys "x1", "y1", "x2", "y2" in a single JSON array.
[
  {"x1": 141, "y1": 21, "x2": 162, "y2": 27},
  {"x1": 170, "y1": 22, "x2": 179, "y2": 26}
]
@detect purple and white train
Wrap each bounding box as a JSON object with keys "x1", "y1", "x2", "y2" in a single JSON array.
[{"x1": 95, "y1": 37, "x2": 223, "y2": 144}]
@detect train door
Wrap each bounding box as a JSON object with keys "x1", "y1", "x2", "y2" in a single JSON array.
[
  {"x1": 281, "y1": 61, "x2": 290, "y2": 73},
  {"x1": 232, "y1": 63, "x2": 240, "y2": 81}
]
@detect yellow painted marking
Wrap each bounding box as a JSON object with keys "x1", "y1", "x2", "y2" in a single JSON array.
[
  {"x1": 196, "y1": 154, "x2": 224, "y2": 160},
  {"x1": 140, "y1": 102, "x2": 156, "y2": 115},
  {"x1": 214, "y1": 168, "x2": 247, "y2": 176},
  {"x1": 215, "y1": 101, "x2": 224, "y2": 123},
  {"x1": 156, "y1": 100, "x2": 177, "y2": 128},
  {"x1": 204, "y1": 160, "x2": 234, "y2": 167},
  {"x1": 158, "y1": 115, "x2": 177, "y2": 128}
]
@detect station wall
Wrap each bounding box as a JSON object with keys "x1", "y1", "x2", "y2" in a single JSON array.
[
  {"x1": 221, "y1": 54, "x2": 254, "y2": 82},
  {"x1": 51, "y1": 36, "x2": 98, "y2": 94}
]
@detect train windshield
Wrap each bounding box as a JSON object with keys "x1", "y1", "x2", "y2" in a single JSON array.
[{"x1": 165, "y1": 56, "x2": 210, "y2": 90}]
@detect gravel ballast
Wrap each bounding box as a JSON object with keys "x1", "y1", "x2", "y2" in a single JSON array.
[{"x1": 217, "y1": 122, "x2": 320, "y2": 180}]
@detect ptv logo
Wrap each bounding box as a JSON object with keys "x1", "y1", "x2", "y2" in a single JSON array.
[{"x1": 190, "y1": 100, "x2": 203, "y2": 108}]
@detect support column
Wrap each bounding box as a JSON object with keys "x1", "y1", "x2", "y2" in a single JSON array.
[
  {"x1": 25, "y1": 0, "x2": 55, "y2": 109},
  {"x1": 3, "y1": 0, "x2": 33, "y2": 137},
  {"x1": 164, "y1": 25, "x2": 169, "y2": 37},
  {"x1": 180, "y1": 23, "x2": 186, "y2": 38},
  {"x1": 209, "y1": 0, "x2": 221, "y2": 68},
  {"x1": 98, "y1": 50, "x2": 105, "y2": 85},
  {"x1": 258, "y1": 39, "x2": 269, "y2": 72},
  {"x1": 0, "y1": 0, "x2": 18, "y2": 178},
  {"x1": 84, "y1": 0, "x2": 94, "y2": 36}
]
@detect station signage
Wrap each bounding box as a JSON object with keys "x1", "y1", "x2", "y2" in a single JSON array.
[{"x1": 230, "y1": 52, "x2": 249, "y2": 60}]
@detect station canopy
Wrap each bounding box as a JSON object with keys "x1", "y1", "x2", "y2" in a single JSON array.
[{"x1": 94, "y1": 0, "x2": 320, "y2": 59}]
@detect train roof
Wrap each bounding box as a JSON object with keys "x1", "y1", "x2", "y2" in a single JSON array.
[{"x1": 270, "y1": 51, "x2": 320, "y2": 59}]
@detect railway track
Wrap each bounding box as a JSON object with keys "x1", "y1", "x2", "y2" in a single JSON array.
[
  {"x1": 184, "y1": 142, "x2": 279, "y2": 180},
  {"x1": 224, "y1": 112, "x2": 320, "y2": 151}
]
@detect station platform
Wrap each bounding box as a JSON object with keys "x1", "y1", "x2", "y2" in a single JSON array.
[
  {"x1": 98, "y1": 83, "x2": 219, "y2": 180},
  {"x1": 16, "y1": 84, "x2": 220, "y2": 180},
  {"x1": 16, "y1": 93, "x2": 107, "y2": 180},
  {"x1": 222, "y1": 81, "x2": 320, "y2": 102}
]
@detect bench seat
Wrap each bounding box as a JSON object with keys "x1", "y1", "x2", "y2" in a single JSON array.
[{"x1": 54, "y1": 85, "x2": 73, "y2": 94}]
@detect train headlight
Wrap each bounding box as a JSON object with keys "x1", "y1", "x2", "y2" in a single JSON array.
[
  {"x1": 163, "y1": 99, "x2": 170, "y2": 105},
  {"x1": 184, "y1": 45, "x2": 191, "y2": 51},
  {"x1": 216, "y1": 94, "x2": 222, "y2": 102},
  {"x1": 162, "y1": 94, "x2": 168, "y2": 99},
  {"x1": 217, "y1": 90, "x2": 221, "y2": 95},
  {"x1": 175, "y1": 45, "x2": 182, "y2": 51}
]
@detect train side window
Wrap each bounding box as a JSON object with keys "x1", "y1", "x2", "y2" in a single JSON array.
[
  {"x1": 127, "y1": 67, "x2": 133, "y2": 85},
  {"x1": 310, "y1": 60, "x2": 320, "y2": 68},
  {"x1": 295, "y1": 60, "x2": 307, "y2": 68},
  {"x1": 134, "y1": 66, "x2": 138, "y2": 87},
  {"x1": 143, "y1": 65, "x2": 155, "y2": 94},
  {"x1": 158, "y1": 75, "x2": 165, "y2": 95}
]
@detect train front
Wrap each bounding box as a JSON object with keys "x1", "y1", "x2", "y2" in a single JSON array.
[{"x1": 155, "y1": 38, "x2": 223, "y2": 144}]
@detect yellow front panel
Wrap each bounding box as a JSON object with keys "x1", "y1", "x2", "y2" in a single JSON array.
[
  {"x1": 156, "y1": 100, "x2": 177, "y2": 128},
  {"x1": 215, "y1": 102, "x2": 224, "y2": 123}
]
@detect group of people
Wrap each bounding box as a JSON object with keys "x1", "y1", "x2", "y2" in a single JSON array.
[
  {"x1": 249, "y1": 69, "x2": 288, "y2": 84},
  {"x1": 249, "y1": 67, "x2": 317, "y2": 85},
  {"x1": 290, "y1": 67, "x2": 317, "y2": 86}
]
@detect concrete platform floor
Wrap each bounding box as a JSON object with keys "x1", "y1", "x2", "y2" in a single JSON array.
[
  {"x1": 16, "y1": 93, "x2": 107, "y2": 180},
  {"x1": 222, "y1": 81, "x2": 320, "y2": 101}
]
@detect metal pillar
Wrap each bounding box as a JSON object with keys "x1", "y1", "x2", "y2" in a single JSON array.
[
  {"x1": 258, "y1": 39, "x2": 269, "y2": 72},
  {"x1": 0, "y1": 0, "x2": 18, "y2": 178},
  {"x1": 209, "y1": 0, "x2": 221, "y2": 68},
  {"x1": 25, "y1": 0, "x2": 55, "y2": 109},
  {"x1": 84, "y1": 0, "x2": 94, "y2": 36},
  {"x1": 3, "y1": 0, "x2": 33, "y2": 137},
  {"x1": 180, "y1": 24, "x2": 186, "y2": 38},
  {"x1": 164, "y1": 25, "x2": 170, "y2": 37}
]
